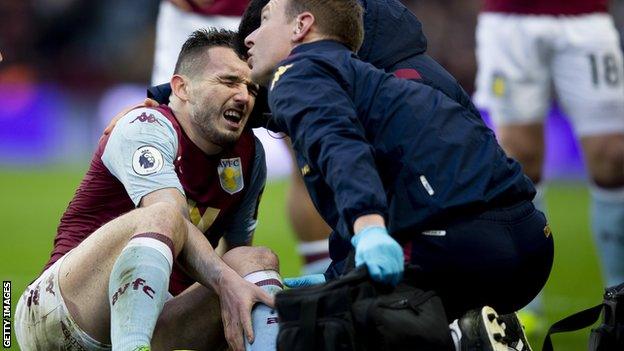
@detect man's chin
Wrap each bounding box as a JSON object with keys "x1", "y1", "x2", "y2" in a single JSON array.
[{"x1": 251, "y1": 70, "x2": 272, "y2": 88}]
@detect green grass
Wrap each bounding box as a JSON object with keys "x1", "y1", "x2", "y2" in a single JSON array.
[{"x1": 0, "y1": 167, "x2": 604, "y2": 350}]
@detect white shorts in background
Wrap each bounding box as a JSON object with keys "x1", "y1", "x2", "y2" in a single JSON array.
[
  {"x1": 14, "y1": 254, "x2": 111, "y2": 351},
  {"x1": 474, "y1": 13, "x2": 624, "y2": 137},
  {"x1": 151, "y1": 1, "x2": 242, "y2": 85}
]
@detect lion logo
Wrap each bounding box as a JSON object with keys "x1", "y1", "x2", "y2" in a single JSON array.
[{"x1": 132, "y1": 146, "x2": 163, "y2": 175}]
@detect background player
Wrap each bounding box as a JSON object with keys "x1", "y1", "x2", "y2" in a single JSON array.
[
  {"x1": 15, "y1": 29, "x2": 280, "y2": 351},
  {"x1": 474, "y1": 0, "x2": 624, "y2": 328},
  {"x1": 152, "y1": 0, "x2": 248, "y2": 85}
]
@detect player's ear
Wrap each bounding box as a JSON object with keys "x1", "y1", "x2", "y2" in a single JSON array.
[
  {"x1": 171, "y1": 74, "x2": 190, "y2": 102},
  {"x1": 292, "y1": 12, "x2": 315, "y2": 43}
]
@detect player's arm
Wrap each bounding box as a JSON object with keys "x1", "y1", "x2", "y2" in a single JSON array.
[
  {"x1": 269, "y1": 58, "x2": 403, "y2": 285},
  {"x1": 101, "y1": 110, "x2": 272, "y2": 350},
  {"x1": 269, "y1": 58, "x2": 387, "y2": 235},
  {"x1": 140, "y1": 188, "x2": 271, "y2": 350},
  {"x1": 218, "y1": 137, "x2": 267, "y2": 249}
]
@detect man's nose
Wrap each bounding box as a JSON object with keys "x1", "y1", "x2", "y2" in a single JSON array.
[
  {"x1": 244, "y1": 29, "x2": 258, "y2": 49},
  {"x1": 234, "y1": 85, "x2": 251, "y2": 104}
]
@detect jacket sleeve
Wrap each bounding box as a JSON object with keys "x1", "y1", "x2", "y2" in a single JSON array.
[{"x1": 269, "y1": 58, "x2": 388, "y2": 234}]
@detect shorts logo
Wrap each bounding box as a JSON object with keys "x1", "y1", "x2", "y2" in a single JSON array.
[
  {"x1": 270, "y1": 64, "x2": 293, "y2": 91},
  {"x1": 267, "y1": 317, "x2": 279, "y2": 325},
  {"x1": 492, "y1": 72, "x2": 507, "y2": 98},
  {"x1": 132, "y1": 146, "x2": 164, "y2": 175},
  {"x1": 218, "y1": 157, "x2": 244, "y2": 194}
]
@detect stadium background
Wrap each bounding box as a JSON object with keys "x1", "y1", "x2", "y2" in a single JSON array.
[{"x1": 1, "y1": 0, "x2": 623, "y2": 349}]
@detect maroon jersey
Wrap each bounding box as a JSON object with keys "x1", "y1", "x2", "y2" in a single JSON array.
[
  {"x1": 185, "y1": 0, "x2": 248, "y2": 17},
  {"x1": 482, "y1": 0, "x2": 608, "y2": 15},
  {"x1": 46, "y1": 105, "x2": 258, "y2": 295}
]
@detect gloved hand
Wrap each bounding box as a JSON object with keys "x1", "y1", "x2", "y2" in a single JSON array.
[
  {"x1": 351, "y1": 226, "x2": 404, "y2": 286},
  {"x1": 284, "y1": 274, "x2": 326, "y2": 288}
]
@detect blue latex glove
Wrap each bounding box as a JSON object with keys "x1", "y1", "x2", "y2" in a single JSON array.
[
  {"x1": 284, "y1": 274, "x2": 326, "y2": 288},
  {"x1": 351, "y1": 226, "x2": 404, "y2": 286}
]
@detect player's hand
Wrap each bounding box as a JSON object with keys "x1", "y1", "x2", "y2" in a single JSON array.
[
  {"x1": 217, "y1": 269, "x2": 274, "y2": 351},
  {"x1": 101, "y1": 98, "x2": 159, "y2": 139},
  {"x1": 351, "y1": 226, "x2": 404, "y2": 286},
  {"x1": 284, "y1": 274, "x2": 326, "y2": 288}
]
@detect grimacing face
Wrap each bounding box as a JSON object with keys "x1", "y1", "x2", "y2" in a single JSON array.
[
  {"x1": 187, "y1": 46, "x2": 259, "y2": 147},
  {"x1": 244, "y1": 0, "x2": 297, "y2": 86}
]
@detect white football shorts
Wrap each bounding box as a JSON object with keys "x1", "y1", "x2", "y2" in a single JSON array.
[
  {"x1": 14, "y1": 253, "x2": 111, "y2": 351},
  {"x1": 474, "y1": 12, "x2": 624, "y2": 136},
  {"x1": 151, "y1": 0, "x2": 242, "y2": 85}
]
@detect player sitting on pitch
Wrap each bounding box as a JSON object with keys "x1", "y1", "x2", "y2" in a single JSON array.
[
  {"x1": 15, "y1": 29, "x2": 280, "y2": 351},
  {"x1": 244, "y1": 0, "x2": 554, "y2": 349}
]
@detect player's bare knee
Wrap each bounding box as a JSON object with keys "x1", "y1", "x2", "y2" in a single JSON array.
[
  {"x1": 139, "y1": 202, "x2": 187, "y2": 253},
  {"x1": 222, "y1": 246, "x2": 279, "y2": 276},
  {"x1": 585, "y1": 136, "x2": 624, "y2": 188}
]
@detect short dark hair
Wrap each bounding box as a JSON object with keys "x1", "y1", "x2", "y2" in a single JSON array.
[
  {"x1": 174, "y1": 28, "x2": 238, "y2": 76},
  {"x1": 285, "y1": 0, "x2": 364, "y2": 52},
  {"x1": 236, "y1": 0, "x2": 270, "y2": 58}
]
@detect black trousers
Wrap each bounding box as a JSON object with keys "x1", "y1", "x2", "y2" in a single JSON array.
[{"x1": 405, "y1": 200, "x2": 554, "y2": 321}]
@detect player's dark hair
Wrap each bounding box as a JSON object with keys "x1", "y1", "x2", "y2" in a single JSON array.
[
  {"x1": 235, "y1": 0, "x2": 270, "y2": 58},
  {"x1": 174, "y1": 28, "x2": 238, "y2": 76},
  {"x1": 285, "y1": 0, "x2": 364, "y2": 52}
]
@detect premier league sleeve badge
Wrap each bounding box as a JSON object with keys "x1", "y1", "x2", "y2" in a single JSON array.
[{"x1": 132, "y1": 145, "x2": 164, "y2": 175}]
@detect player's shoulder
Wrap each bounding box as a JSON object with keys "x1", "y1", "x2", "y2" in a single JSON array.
[
  {"x1": 112, "y1": 107, "x2": 177, "y2": 139},
  {"x1": 116, "y1": 107, "x2": 172, "y2": 128},
  {"x1": 270, "y1": 55, "x2": 343, "y2": 93}
]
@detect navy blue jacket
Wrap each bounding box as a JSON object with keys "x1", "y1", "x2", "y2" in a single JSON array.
[{"x1": 268, "y1": 40, "x2": 535, "y2": 275}]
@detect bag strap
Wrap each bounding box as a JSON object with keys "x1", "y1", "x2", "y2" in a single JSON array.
[
  {"x1": 300, "y1": 297, "x2": 318, "y2": 351},
  {"x1": 542, "y1": 303, "x2": 604, "y2": 351}
]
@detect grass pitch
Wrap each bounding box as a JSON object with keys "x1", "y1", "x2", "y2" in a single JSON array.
[{"x1": 0, "y1": 166, "x2": 603, "y2": 350}]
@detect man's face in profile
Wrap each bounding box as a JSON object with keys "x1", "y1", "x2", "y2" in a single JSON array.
[{"x1": 244, "y1": 0, "x2": 297, "y2": 86}]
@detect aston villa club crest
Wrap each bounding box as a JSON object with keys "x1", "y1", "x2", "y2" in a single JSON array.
[
  {"x1": 218, "y1": 157, "x2": 244, "y2": 194},
  {"x1": 492, "y1": 71, "x2": 507, "y2": 98}
]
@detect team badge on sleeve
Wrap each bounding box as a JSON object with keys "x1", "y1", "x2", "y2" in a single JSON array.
[
  {"x1": 132, "y1": 146, "x2": 164, "y2": 175},
  {"x1": 218, "y1": 157, "x2": 244, "y2": 194},
  {"x1": 270, "y1": 64, "x2": 293, "y2": 91}
]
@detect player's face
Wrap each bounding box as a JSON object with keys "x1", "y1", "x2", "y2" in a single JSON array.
[
  {"x1": 187, "y1": 46, "x2": 258, "y2": 147},
  {"x1": 245, "y1": 0, "x2": 296, "y2": 86}
]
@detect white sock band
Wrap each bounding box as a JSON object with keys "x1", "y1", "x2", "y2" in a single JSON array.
[
  {"x1": 126, "y1": 235, "x2": 174, "y2": 270},
  {"x1": 298, "y1": 239, "x2": 329, "y2": 254},
  {"x1": 244, "y1": 270, "x2": 283, "y2": 289}
]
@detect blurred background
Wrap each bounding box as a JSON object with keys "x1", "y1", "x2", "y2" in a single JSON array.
[{"x1": 1, "y1": 0, "x2": 623, "y2": 350}]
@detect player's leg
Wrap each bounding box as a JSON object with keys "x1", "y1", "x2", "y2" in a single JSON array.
[
  {"x1": 495, "y1": 123, "x2": 546, "y2": 208},
  {"x1": 474, "y1": 13, "x2": 551, "y2": 212},
  {"x1": 583, "y1": 135, "x2": 624, "y2": 287},
  {"x1": 59, "y1": 201, "x2": 187, "y2": 348},
  {"x1": 285, "y1": 138, "x2": 332, "y2": 274},
  {"x1": 552, "y1": 13, "x2": 624, "y2": 287},
  {"x1": 150, "y1": 246, "x2": 281, "y2": 351},
  {"x1": 474, "y1": 13, "x2": 552, "y2": 332}
]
